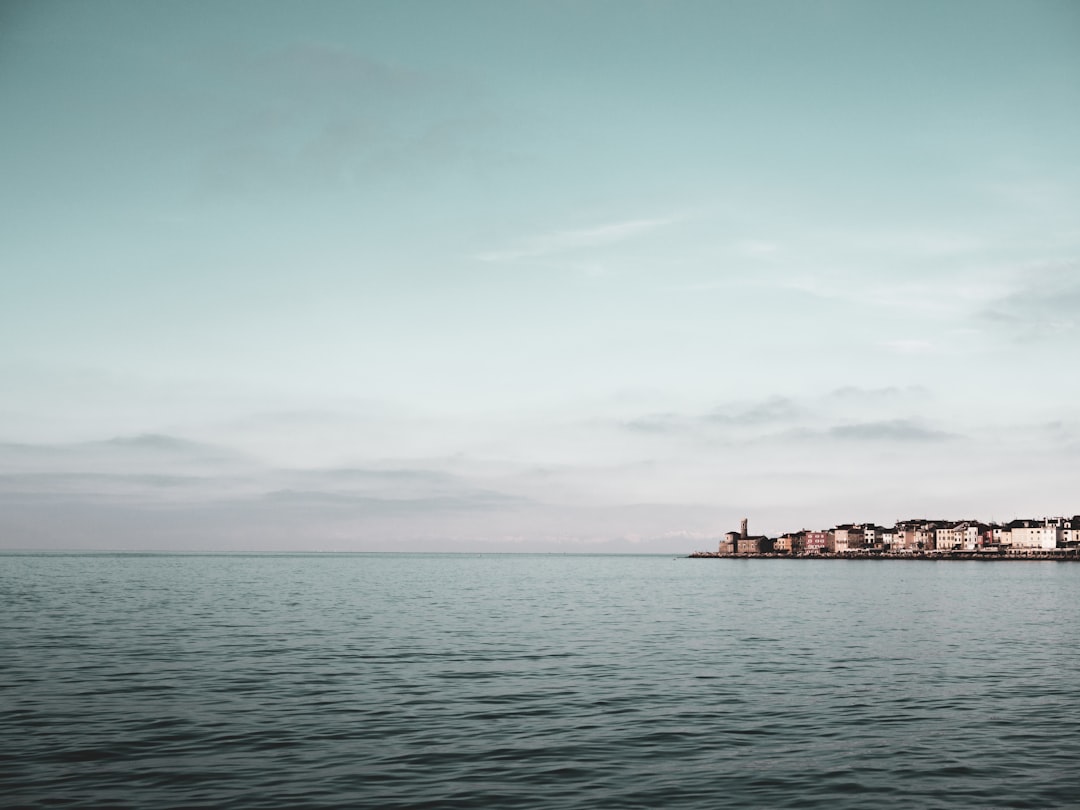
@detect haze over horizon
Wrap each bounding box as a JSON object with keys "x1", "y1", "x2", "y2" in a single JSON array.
[{"x1": 2, "y1": 0, "x2": 1078, "y2": 551}]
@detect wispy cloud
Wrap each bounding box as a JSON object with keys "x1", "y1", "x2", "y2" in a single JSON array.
[
  {"x1": 813, "y1": 227, "x2": 987, "y2": 258},
  {"x1": 882, "y1": 339, "x2": 935, "y2": 355},
  {"x1": 0, "y1": 434, "x2": 533, "y2": 513},
  {"x1": 612, "y1": 393, "x2": 964, "y2": 451},
  {"x1": 828, "y1": 385, "x2": 929, "y2": 401},
  {"x1": 262, "y1": 489, "x2": 527, "y2": 513},
  {"x1": 706, "y1": 396, "x2": 801, "y2": 425},
  {"x1": 828, "y1": 419, "x2": 958, "y2": 442},
  {"x1": 734, "y1": 240, "x2": 780, "y2": 258},
  {"x1": 776, "y1": 277, "x2": 1009, "y2": 320},
  {"x1": 474, "y1": 217, "x2": 674, "y2": 263},
  {"x1": 620, "y1": 396, "x2": 802, "y2": 435},
  {"x1": 979, "y1": 261, "x2": 1080, "y2": 341}
]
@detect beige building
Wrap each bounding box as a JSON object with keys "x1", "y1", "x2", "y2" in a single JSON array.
[
  {"x1": 718, "y1": 531, "x2": 739, "y2": 555},
  {"x1": 719, "y1": 518, "x2": 772, "y2": 554},
  {"x1": 774, "y1": 532, "x2": 804, "y2": 554},
  {"x1": 915, "y1": 523, "x2": 939, "y2": 550},
  {"x1": 934, "y1": 521, "x2": 982, "y2": 550},
  {"x1": 893, "y1": 522, "x2": 922, "y2": 551},
  {"x1": 935, "y1": 522, "x2": 961, "y2": 551},
  {"x1": 833, "y1": 525, "x2": 865, "y2": 553},
  {"x1": 737, "y1": 536, "x2": 772, "y2": 554}
]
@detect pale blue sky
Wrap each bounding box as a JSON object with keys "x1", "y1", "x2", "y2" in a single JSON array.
[{"x1": 2, "y1": 1, "x2": 1078, "y2": 550}]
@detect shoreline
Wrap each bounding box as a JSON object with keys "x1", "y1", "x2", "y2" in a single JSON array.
[{"x1": 688, "y1": 551, "x2": 1080, "y2": 561}]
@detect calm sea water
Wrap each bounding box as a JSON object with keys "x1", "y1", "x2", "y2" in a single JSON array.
[{"x1": 3, "y1": 553, "x2": 1080, "y2": 808}]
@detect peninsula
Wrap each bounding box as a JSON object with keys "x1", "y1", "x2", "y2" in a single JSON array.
[{"x1": 690, "y1": 516, "x2": 1080, "y2": 559}]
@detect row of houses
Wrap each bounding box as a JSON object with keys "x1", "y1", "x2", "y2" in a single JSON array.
[{"x1": 713, "y1": 516, "x2": 1080, "y2": 555}]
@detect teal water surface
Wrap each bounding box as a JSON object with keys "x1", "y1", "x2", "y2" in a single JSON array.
[{"x1": 3, "y1": 553, "x2": 1080, "y2": 808}]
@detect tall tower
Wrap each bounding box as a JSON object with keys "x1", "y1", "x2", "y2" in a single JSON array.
[{"x1": 740, "y1": 518, "x2": 748, "y2": 539}]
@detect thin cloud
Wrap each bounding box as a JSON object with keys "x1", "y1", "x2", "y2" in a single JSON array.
[
  {"x1": 618, "y1": 397, "x2": 803, "y2": 437},
  {"x1": 97, "y1": 433, "x2": 225, "y2": 453},
  {"x1": 475, "y1": 217, "x2": 674, "y2": 263},
  {"x1": 0, "y1": 433, "x2": 531, "y2": 514},
  {"x1": 979, "y1": 261, "x2": 1080, "y2": 341},
  {"x1": 287, "y1": 467, "x2": 458, "y2": 485},
  {"x1": 828, "y1": 385, "x2": 929, "y2": 401},
  {"x1": 815, "y1": 227, "x2": 986, "y2": 258},
  {"x1": 262, "y1": 489, "x2": 528, "y2": 513},
  {"x1": 706, "y1": 396, "x2": 801, "y2": 425},
  {"x1": 828, "y1": 420, "x2": 958, "y2": 442},
  {"x1": 776, "y1": 275, "x2": 1013, "y2": 320},
  {"x1": 0, "y1": 472, "x2": 234, "y2": 507},
  {"x1": 615, "y1": 394, "x2": 965, "y2": 452},
  {"x1": 735, "y1": 240, "x2": 779, "y2": 258},
  {"x1": 882, "y1": 339, "x2": 935, "y2": 355},
  {"x1": 622, "y1": 413, "x2": 687, "y2": 434},
  {"x1": 0, "y1": 434, "x2": 252, "y2": 477}
]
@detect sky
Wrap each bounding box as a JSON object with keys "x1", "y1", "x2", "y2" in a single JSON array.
[{"x1": 1, "y1": 0, "x2": 1079, "y2": 551}]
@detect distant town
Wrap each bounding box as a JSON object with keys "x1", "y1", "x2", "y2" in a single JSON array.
[{"x1": 690, "y1": 517, "x2": 1080, "y2": 559}]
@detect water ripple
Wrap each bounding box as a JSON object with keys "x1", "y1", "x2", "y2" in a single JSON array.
[{"x1": 2, "y1": 553, "x2": 1080, "y2": 808}]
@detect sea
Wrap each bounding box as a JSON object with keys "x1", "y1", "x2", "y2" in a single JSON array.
[{"x1": 3, "y1": 552, "x2": 1080, "y2": 809}]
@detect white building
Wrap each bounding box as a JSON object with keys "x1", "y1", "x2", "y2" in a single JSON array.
[
  {"x1": 1007, "y1": 519, "x2": 1059, "y2": 550},
  {"x1": 951, "y1": 522, "x2": 984, "y2": 550},
  {"x1": 1061, "y1": 517, "x2": 1080, "y2": 547}
]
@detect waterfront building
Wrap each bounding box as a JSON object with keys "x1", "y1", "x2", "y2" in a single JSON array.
[
  {"x1": 893, "y1": 521, "x2": 922, "y2": 551},
  {"x1": 774, "y1": 531, "x2": 805, "y2": 554},
  {"x1": 1062, "y1": 517, "x2": 1080, "y2": 548},
  {"x1": 696, "y1": 514, "x2": 1079, "y2": 559},
  {"x1": 915, "y1": 522, "x2": 940, "y2": 550},
  {"x1": 935, "y1": 521, "x2": 961, "y2": 551},
  {"x1": 718, "y1": 531, "x2": 739, "y2": 556},
  {"x1": 833, "y1": 524, "x2": 865, "y2": 553},
  {"x1": 934, "y1": 521, "x2": 984, "y2": 551},
  {"x1": 737, "y1": 535, "x2": 773, "y2": 554},
  {"x1": 958, "y1": 522, "x2": 988, "y2": 550},
  {"x1": 879, "y1": 527, "x2": 895, "y2": 550},
  {"x1": 720, "y1": 518, "x2": 772, "y2": 555},
  {"x1": 863, "y1": 524, "x2": 890, "y2": 551},
  {"x1": 803, "y1": 530, "x2": 832, "y2": 554},
  {"x1": 1007, "y1": 519, "x2": 1059, "y2": 550}
]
